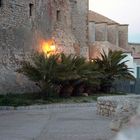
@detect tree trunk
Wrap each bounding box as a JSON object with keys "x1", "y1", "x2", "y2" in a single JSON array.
[
  {"x1": 59, "y1": 84, "x2": 73, "y2": 98},
  {"x1": 72, "y1": 84, "x2": 85, "y2": 96}
]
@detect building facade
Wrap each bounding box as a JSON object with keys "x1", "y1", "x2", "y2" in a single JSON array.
[
  {"x1": 0, "y1": 0, "x2": 88, "y2": 94},
  {"x1": 0, "y1": 0, "x2": 139, "y2": 93},
  {"x1": 88, "y1": 10, "x2": 140, "y2": 79}
]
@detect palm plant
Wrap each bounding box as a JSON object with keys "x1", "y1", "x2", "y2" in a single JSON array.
[
  {"x1": 60, "y1": 54, "x2": 102, "y2": 96},
  {"x1": 17, "y1": 52, "x2": 101, "y2": 98},
  {"x1": 17, "y1": 52, "x2": 61, "y2": 97},
  {"x1": 72, "y1": 60, "x2": 101, "y2": 95},
  {"x1": 94, "y1": 50, "x2": 135, "y2": 92},
  {"x1": 16, "y1": 53, "x2": 84, "y2": 97},
  {"x1": 55, "y1": 54, "x2": 82, "y2": 97}
]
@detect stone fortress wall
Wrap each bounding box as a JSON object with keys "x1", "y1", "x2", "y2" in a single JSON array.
[
  {"x1": 0, "y1": 0, "x2": 139, "y2": 94},
  {"x1": 70, "y1": 0, "x2": 89, "y2": 58},
  {"x1": 0, "y1": 0, "x2": 39, "y2": 94},
  {"x1": 0, "y1": 0, "x2": 88, "y2": 94}
]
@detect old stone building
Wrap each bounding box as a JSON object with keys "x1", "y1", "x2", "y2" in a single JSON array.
[
  {"x1": 0, "y1": 0, "x2": 89, "y2": 94},
  {"x1": 88, "y1": 10, "x2": 130, "y2": 58},
  {"x1": 88, "y1": 11, "x2": 140, "y2": 78},
  {"x1": 0, "y1": 0, "x2": 139, "y2": 93}
]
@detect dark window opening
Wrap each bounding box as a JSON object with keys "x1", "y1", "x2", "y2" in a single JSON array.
[
  {"x1": 137, "y1": 67, "x2": 140, "y2": 78},
  {"x1": 29, "y1": 3, "x2": 34, "y2": 16},
  {"x1": 0, "y1": 0, "x2": 2, "y2": 7},
  {"x1": 57, "y1": 10, "x2": 61, "y2": 21}
]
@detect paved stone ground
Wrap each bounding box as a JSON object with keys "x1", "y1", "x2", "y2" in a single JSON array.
[{"x1": 0, "y1": 103, "x2": 116, "y2": 140}]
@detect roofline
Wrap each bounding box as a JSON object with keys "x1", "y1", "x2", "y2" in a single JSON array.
[
  {"x1": 88, "y1": 10, "x2": 119, "y2": 24},
  {"x1": 129, "y1": 42, "x2": 140, "y2": 45},
  {"x1": 119, "y1": 24, "x2": 129, "y2": 26}
]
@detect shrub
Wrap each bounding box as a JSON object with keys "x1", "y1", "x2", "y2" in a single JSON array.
[
  {"x1": 93, "y1": 50, "x2": 135, "y2": 92},
  {"x1": 17, "y1": 52, "x2": 100, "y2": 97}
]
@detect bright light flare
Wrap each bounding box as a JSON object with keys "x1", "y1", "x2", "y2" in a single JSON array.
[
  {"x1": 50, "y1": 45, "x2": 56, "y2": 51},
  {"x1": 38, "y1": 39, "x2": 56, "y2": 56}
]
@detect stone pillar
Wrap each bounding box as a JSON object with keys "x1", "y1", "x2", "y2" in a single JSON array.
[
  {"x1": 107, "y1": 24, "x2": 119, "y2": 46},
  {"x1": 89, "y1": 21, "x2": 96, "y2": 43},
  {"x1": 118, "y1": 24, "x2": 128, "y2": 48},
  {"x1": 70, "y1": 0, "x2": 89, "y2": 59},
  {"x1": 95, "y1": 22, "x2": 108, "y2": 41}
]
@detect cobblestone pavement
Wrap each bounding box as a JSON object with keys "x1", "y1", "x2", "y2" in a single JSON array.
[{"x1": 0, "y1": 103, "x2": 116, "y2": 140}]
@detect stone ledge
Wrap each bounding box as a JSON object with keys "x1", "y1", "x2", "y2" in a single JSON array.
[
  {"x1": 97, "y1": 95, "x2": 140, "y2": 131},
  {"x1": 0, "y1": 103, "x2": 96, "y2": 111},
  {"x1": 97, "y1": 95, "x2": 140, "y2": 117}
]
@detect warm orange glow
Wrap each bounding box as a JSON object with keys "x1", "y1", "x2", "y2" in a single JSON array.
[
  {"x1": 38, "y1": 39, "x2": 57, "y2": 56},
  {"x1": 50, "y1": 45, "x2": 56, "y2": 51}
]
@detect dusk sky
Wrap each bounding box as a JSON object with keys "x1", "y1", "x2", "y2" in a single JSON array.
[{"x1": 89, "y1": 0, "x2": 140, "y2": 43}]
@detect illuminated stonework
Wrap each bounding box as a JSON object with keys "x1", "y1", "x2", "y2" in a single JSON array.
[{"x1": 38, "y1": 39, "x2": 57, "y2": 56}]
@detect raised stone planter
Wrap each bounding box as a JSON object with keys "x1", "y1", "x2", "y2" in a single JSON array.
[
  {"x1": 97, "y1": 95, "x2": 140, "y2": 117},
  {"x1": 97, "y1": 95, "x2": 140, "y2": 131}
]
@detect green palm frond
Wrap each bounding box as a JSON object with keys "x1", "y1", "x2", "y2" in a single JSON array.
[
  {"x1": 92, "y1": 50, "x2": 135, "y2": 92},
  {"x1": 17, "y1": 61, "x2": 42, "y2": 82},
  {"x1": 94, "y1": 50, "x2": 135, "y2": 79},
  {"x1": 17, "y1": 52, "x2": 102, "y2": 94}
]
